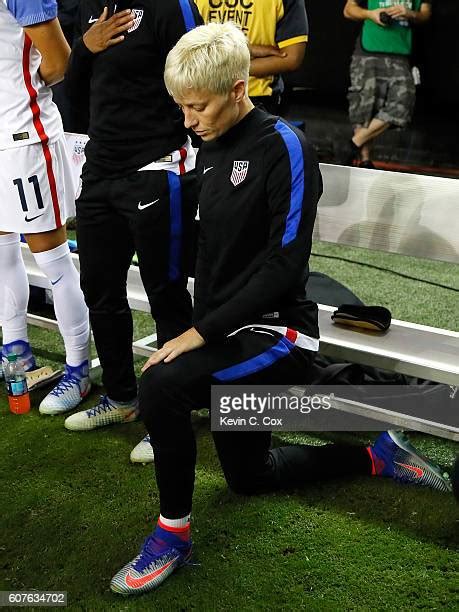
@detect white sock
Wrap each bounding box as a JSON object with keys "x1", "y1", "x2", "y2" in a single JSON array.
[
  {"x1": 0, "y1": 234, "x2": 29, "y2": 344},
  {"x1": 159, "y1": 514, "x2": 191, "y2": 529},
  {"x1": 33, "y1": 242, "x2": 90, "y2": 367}
]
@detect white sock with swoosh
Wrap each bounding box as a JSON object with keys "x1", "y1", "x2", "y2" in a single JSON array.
[{"x1": 33, "y1": 242, "x2": 90, "y2": 367}]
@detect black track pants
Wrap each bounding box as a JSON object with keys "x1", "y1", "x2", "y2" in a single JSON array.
[
  {"x1": 139, "y1": 328, "x2": 372, "y2": 518},
  {"x1": 76, "y1": 168, "x2": 197, "y2": 401}
]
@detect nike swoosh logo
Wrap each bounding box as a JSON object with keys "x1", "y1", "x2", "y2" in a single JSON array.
[
  {"x1": 394, "y1": 461, "x2": 424, "y2": 478},
  {"x1": 25, "y1": 213, "x2": 44, "y2": 222},
  {"x1": 203, "y1": 166, "x2": 214, "y2": 174},
  {"x1": 88, "y1": 16, "x2": 98, "y2": 23},
  {"x1": 125, "y1": 557, "x2": 177, "y2": 588},
  {"x1": 138, "y1": 199, "x2": 159, "y2": 210},
  {"x1": 51, "y1": 275, "x2": 64, "y2": 286},
  {"x1": 123, "y1": 409, "x2": 138, "y2": 421}
]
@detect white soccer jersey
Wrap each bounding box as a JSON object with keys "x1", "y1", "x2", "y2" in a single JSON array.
[{"x1": 0, "y1": 0, "x2": 63, "y2": 151}]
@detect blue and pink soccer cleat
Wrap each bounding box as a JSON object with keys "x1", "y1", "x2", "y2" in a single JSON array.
[
  {"x1": 369, "y1": 430, "x2": 452, "y2": 492},
  {"x1": 110, "y1": 522, "x2": 192, "y2": 595},
  {"x1": 39, "y1": 360, "x2": 91, "y2": 415}
]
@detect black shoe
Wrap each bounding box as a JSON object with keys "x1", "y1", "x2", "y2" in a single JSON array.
[{"x1": 338, "y1": 139, "x2": 360, "y2": 166}]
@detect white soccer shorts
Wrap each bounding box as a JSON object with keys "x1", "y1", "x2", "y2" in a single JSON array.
[{"x1": 0, "y1": 134, "x2": 77, "y2": 233}]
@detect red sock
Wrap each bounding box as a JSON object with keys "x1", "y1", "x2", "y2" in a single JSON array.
[
  {"x1": 366, "y1": 446, "x2": 386, "y2": 476},
  {"x1": 366, "y1": 446, "x2": 377, "y2": 476},
  {"x1": 157, "y1": 516, "x2": 191, "y2": 542}
]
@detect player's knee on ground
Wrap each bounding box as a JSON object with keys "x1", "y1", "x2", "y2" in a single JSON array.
[
  {"x1": 223, "y1": 469, "x2": 265, "y2": 496},
  {"x1": 220, "y1": 454, "x2": 275, "y2": 496}
]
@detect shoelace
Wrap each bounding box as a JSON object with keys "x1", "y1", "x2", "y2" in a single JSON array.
[
  {"x1": 50, "y1": 372, "x2": 80, "y2": 397},
  {"x1": 85, "y1": 395, "x2": 113, "y2": 418},
  {"x1": 133, "y1": 535, "x2": 169, "y2": 571},
  {"x1": 133, "y1": 534, "x2": 189, "y2": 571},
  {"x1": 135, "y1": 534, "x2": 198, "y2": 573}
]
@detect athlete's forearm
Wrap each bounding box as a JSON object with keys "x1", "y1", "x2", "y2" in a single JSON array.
[
  {"x1": 24, "y1": 19, "x2": 70, "y2": 85},
  {"x1": 38, "y1": 58, "x2": 69, "y2": 86}
]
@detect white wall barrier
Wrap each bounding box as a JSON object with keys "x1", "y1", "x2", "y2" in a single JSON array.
[{"x1": 315, "y1": 164, "x2": 459, "y2": 264}]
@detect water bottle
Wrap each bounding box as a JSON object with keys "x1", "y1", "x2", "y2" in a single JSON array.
[{"x1": 4, "y1": 354, "x2": 31, "y2": 414}]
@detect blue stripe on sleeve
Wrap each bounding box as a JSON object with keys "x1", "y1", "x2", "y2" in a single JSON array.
[
  {"x1": 178, "y1": 0, "x2": 198, "y2": 32},
  {"x1": 213, "y1": 337, "x2": 295, "y2": 382},
  {"x1": 274, "y1": 120, "x2": 305, "y2": 247},
  {"x1": 167, "y1": 172, "x2": 183, "y2": 282},
  {"x1": 7, "y1": 0, "x2": 57, "y2": 26}
]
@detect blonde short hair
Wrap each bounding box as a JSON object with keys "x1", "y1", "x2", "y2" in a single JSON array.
[{"x1": 164, "y1": 21, "x2": 250, "y2": 99}]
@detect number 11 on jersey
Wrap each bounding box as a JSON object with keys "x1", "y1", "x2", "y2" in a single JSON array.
[{"x1": 13, "y1": 175, "x2": 44, "y2": 212}]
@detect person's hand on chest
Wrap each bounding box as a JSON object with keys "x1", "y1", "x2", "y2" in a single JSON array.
[{"x1": 83, "y1": 6, "x2": 133, "y2": 53}]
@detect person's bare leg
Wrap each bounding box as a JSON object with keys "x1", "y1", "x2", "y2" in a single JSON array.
[
  {"x1": 24, "y1": 225, "x2": 67, "y2": 253},
  {"x1": 353, "y1": 118, "x2": 389, "y2": 148},
  {"x1": 352, "y1": 126, "x2": 363, "y2": 163},
  {"x1": 360, "y1": 143, "x2": 371, "y2": 162}
]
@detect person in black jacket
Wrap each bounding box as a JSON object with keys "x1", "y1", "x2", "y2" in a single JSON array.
[
  {"x1": 109, "y1": 22, "x2": 451, "y2": 597},
  {"x1": 63, "y1": 1, "x2": 203, "y2": 436},
  {"x1": 58, "y1": 0, "x2": 79, "y2": 44}
]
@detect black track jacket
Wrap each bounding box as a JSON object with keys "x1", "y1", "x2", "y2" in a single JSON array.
[
  {"x1": 193, "y1": 108, "x2": 322, "y2": 344},
  {"x1": 65, "y1": 0, "x2": 203, "y2": 177}
]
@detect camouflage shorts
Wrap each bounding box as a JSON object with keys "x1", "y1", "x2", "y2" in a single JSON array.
[{"x1": 348, "y1": 54, "x2": 415, "y2": 128}]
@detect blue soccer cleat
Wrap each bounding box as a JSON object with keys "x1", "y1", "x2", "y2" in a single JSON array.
[
  {"x1": 110, "y1": 523, "x2": 192, "y2": 595},
  {"x1": 369, "y1": 430, "x2": 452, "y2": 493},
  {"x1": 39, "y1": 361, "x2": 91, "y2": 415}
]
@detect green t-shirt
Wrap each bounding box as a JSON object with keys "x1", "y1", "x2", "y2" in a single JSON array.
[{"x1": 362, "y1": 0, "x2": 422, "y2": 55}]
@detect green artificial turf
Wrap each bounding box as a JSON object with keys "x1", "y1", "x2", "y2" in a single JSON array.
[
  {"x1": 0, "y1": 242, "x2": 458, "y2": 610},
  {"x1": 310, "y1": 242, "x2": 459, "y2": 331}
]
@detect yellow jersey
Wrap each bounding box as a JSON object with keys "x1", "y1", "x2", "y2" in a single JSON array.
[{"x1": 195, "y1": 0, "x2": 309, "y2": 97}]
